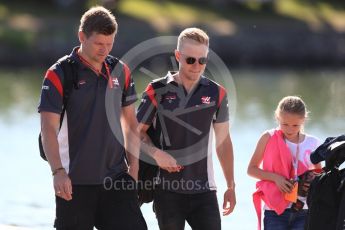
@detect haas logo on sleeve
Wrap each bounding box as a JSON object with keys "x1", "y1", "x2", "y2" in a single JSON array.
[{"x1": 201, "y1": 96, "x2": 211, "y2": 104}]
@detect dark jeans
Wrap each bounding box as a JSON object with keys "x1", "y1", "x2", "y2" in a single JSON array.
[
  {"x1": 154, "y1": 189, "x2": 221, "y2": 230},
  {"x1": 54, "y1": 173, "x2": 147, "y2": 230},
  {"x1": 264, "y1": 209, "x2": 308, "y2": 230}
]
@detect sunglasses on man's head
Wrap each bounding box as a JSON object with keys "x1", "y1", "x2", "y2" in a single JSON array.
[{"x1": 180, "y1": 53, "x2": 208, "y2": 65}]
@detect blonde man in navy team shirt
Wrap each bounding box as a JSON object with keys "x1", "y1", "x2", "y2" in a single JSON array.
[
  {"x1": 38, "y1": 6, "x2": 146, "y2": 230},
  {"x1": 137, "y1": 28, "x2": 236, "y2": 230}
]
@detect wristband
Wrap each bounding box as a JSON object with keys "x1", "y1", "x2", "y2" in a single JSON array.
[{"x1": 52, "y1": 167, "x2": 65, "y2": 176}]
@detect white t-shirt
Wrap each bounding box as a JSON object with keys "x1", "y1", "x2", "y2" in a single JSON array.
[{"x1": 264, "y1": 129, "x2": 320, "y2": 210}]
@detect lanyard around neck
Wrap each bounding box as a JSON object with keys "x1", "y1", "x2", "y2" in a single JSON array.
[
  {"x1": 77, "y1": 52, "x2": 114, "y2": 89},
  {"x1": 285, "y1": 132, "x2": 301, "y2": 180}
]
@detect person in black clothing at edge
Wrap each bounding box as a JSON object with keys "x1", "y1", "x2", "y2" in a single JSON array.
[
  {"x1": 38, "y1": 6, "x2": 147, "y2": 230},
  {"x1": 137, "y1": 27, "x2": 236, "y2": 230}
]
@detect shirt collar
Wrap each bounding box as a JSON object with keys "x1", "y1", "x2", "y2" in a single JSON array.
[
  {"x1": 69, "y1": 47, "x2": 81, "y2": 64},
  {"x1": 165, "y1": 71, "x2": 210, "y2": 86},
  {"x1": 166, "y1": 71, "x2": 178, "y2": 84},
  {"x1": 70, "y1": 47, "x2": 110, "y2": 75}
]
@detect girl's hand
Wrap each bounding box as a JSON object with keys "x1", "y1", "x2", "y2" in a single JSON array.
[{"x1": 273, "y1": 174, "x2": 294, "y2": 193}]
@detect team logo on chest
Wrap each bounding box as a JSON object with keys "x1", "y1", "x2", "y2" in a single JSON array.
[
  {"x1": 112, "y1": 77, "x2": 120, "y2": 87},
  {"x1": 164, "y1": 93, "x2": 177, "y2": 103},
  {"x1": 201, "y1": 96, "x2": 211, "y2": 104},
  {"x1": 78, "y1": 80, "x2": 86, "y2": 87}
]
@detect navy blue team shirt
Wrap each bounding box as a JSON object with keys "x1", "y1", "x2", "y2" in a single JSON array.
[
  {"x1": 137, "y1": 71, "x2": 229, "y2": 194},
  {"x1": 38, "y1": 47, "x2": 137, "y2": 185}
]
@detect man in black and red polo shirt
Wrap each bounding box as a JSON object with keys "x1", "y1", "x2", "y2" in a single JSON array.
[
  {"x1": 38, "y1": 6, "x2": 146, "y2": 230},
  {"x1": 137, "y1": 28, "x2": 236, "y2": 230}
]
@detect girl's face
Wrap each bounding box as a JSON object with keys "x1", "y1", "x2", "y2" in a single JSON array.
[{"x1": 277, "y1": 112, "x2": 305, "y2": 142}]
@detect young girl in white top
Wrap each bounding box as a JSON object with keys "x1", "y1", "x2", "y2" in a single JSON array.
[{"x1": 248, "y1": 96, "x2": 321, "y2": 230}]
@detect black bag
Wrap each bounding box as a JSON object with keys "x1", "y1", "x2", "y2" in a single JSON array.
[
  {"x1": 137, "y1": 80, "x2": 166, "y2": 206},
  {"x1": 305, "y1": 169, "x2": 345, "y2": 230},
  {"x1": 298, "y1": 169, "x2": 323, "y2": 198},
  {"x1": 305, "y1": 136, "x2": 345, "y2": 230},
  {"x1": 38, "y1": 56, "x2": 78, "y2": 161},
  {"x1": 336, "y1": 179, "x2": 345, "y2": 230},
  {"x1": 137, "y1": 118, "x2": 161, "y2": 206}
]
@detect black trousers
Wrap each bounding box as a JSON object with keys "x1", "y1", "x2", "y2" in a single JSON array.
[
  {"x1": 154, "y1": 189, "x2": 221, "y2": 230},
  {"x1": 54, "y1": 173, "x2": 147, "y2": 230}
]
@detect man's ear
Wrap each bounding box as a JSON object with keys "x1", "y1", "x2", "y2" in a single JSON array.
[
  {"x1": 78, "y1": 31, "x2": 85, "y2": 43},
  {"x1": 175, "y1": 49, "x2": 181, "y2": 63}
]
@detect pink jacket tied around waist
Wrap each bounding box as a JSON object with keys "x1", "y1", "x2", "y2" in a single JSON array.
[{"x1": 253, "y1": 129, "x2": 308, "y2": 230}]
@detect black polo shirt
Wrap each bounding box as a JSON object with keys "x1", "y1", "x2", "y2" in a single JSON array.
[
  {"x1": 38, "y1": 47, "x2": 137, "y2": 185},
  {"x1": 137, "y1": 71, "x2": 229, "y2": 194}
]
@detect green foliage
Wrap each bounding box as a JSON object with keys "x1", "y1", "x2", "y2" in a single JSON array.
[
  {"x1": 0, "y1": 26, "x2": 35, "y2": 49},
  {"x1": 116, "y1": 0, "x2": 345, "y2": 32}
]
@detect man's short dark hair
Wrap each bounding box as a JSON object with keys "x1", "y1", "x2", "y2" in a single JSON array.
[{"x1": 79, "y1": 6, "x2": 118, "y2": 37}]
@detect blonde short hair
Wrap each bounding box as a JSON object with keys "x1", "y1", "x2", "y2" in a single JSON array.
[{"x1": 177, "y1": 27, "x2": 209, "y2": 51}]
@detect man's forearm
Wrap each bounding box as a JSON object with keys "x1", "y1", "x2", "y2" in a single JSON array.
[
  {"x1": 139, "y1": 131, "x2": 160, "y2": 159},
  {"x1": 42, "y1": 127, "x2": 64, "y2": 173},
  {"x1": 217, "y1": 136, "x2": 235, "y2": 189},
  {"x1": 123, "y1": 128, "x2": 140, "y2": 181},
  {"x1": 124, "y1": 129, "x2": 140, "y2": 166}
]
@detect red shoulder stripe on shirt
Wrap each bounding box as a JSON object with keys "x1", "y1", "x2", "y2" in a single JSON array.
[
  {"x1": 123, "y1": 63, "x2": 131, "y2": 90},
  {"x1": 218, "y1": 86, "x2": 226, "y2": 108},
  {"x1": 45, "y1": 69, "x2": 63, "y2": 97},
  {"x1": 145, "y1": 84, "x2": 157, "y2": 107}
]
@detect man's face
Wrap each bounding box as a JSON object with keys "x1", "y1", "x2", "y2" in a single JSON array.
[
  {"x1": 175, "y1": 40, "x2": 208, "y2": 82},
  {"x1": 79, "y1": 31, "x2": 115, "y2": 64}
]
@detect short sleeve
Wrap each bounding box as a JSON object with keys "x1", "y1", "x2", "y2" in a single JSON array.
[
  {"x1": 213, "y1": 87, "x2": 229, "y2": 123},
  {"x1": 136, "y1": 83, "x2": 157, "y2": 125},
  {"x1": 121, "y1": 63, "x2": 137, "y2": 106},
  {"x1": 37, "y1": 64, "x2": 64, "y2": 114},
  {"x1": 305, "y1": 136, "x2": 322, "y2": 168}
]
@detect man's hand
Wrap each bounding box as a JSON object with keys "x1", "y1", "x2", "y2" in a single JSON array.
[
  {"x1": 223, "y1": 188, "x2": 236, "y2": 216},
  {"x1": 54, "y1": 170, "x2": 73, "y2": 201},
  {"x1": 153, "y1": 149, "x2": 182, "y2": 173}
]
